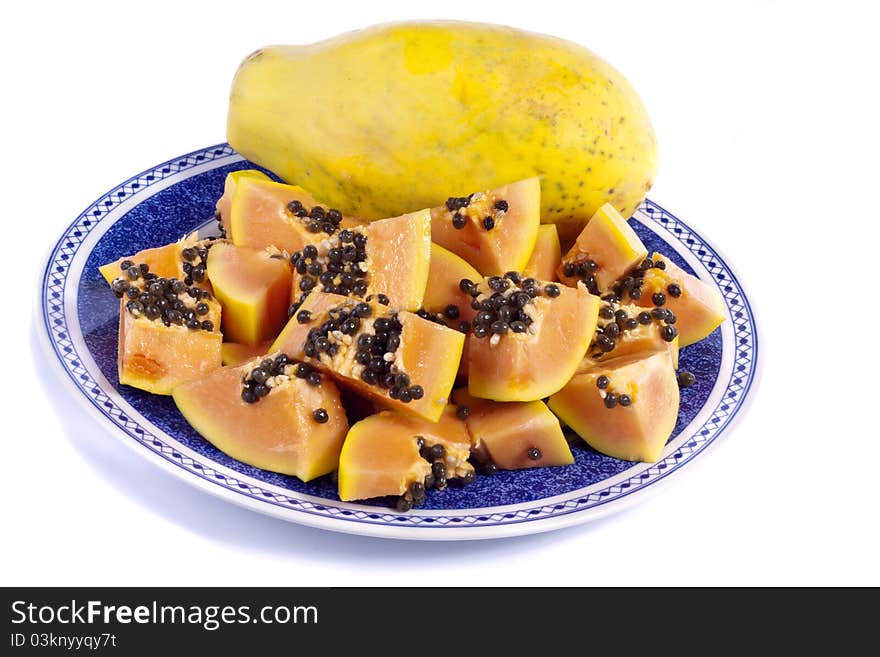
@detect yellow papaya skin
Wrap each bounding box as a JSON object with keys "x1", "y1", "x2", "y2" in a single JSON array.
[{"x1": 227, "y1": 21, "x2": 658, "y2": 245}]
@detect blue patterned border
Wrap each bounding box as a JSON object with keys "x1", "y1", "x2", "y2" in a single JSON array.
[{"x1": 40, "y1": 143, "x2": 758, "y2": 534}]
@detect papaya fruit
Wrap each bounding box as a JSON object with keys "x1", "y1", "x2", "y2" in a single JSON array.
[
  {"x1": 558, "y1": 203, "x2": 648, "y2": 294},
  {"x1": 585, "y1": 301, "x2": 680, "y2": 369},
  {"x1": 270, "y1": 291, "x2": 464, "y2": 422},
  {"x1": 227, "y1": 21, "x2": 658, "y2": 245},
  {"x1": 548, "y1": 350, "x2": 679, "y2": 463},
  {"x1": 523, "y1": 225, "x2": 562, "y2": 282},
  {"x1": 420, "y1": 243, "x2": 480, "y2": 330},
  {"x1": 429, "y1": 177, "x2": 540, "y2": 275},
  {"x1": 628, "y1": 253, "x2": 726, "y2": 347},
  {"x1": 289, "y1": 209, "x2": 431, "y2": 313},
  {"x1": 229, "y1": 176, "x2": 363, "y2": 254},
  {"x1": 463, "y1": 275, "x2": 600, "y2": 401},
  {"x1": 111, "y1": 267, "x2": 223, "y2": 395},
  {"x1": 220, "y1": 341, "x2": 272, "y2": 366},
  {"x1": 338, "y1": 406, "x2": 474, "y2": 506},
  {"x1": 452, "y1": 390, "x2": 573, "y2": 470},
  {"x1": 206, "y1": 242, "x2": 292, "y2": 345},
  {"x1": 172, "y1": 352, "x2": 348, "y2": 480},
  {"x1": 215, "y1": 169, "x2": 270, "y2": 237},
  {"x1": 99, "y1": 234, "x2": 212, "y2": 289}
]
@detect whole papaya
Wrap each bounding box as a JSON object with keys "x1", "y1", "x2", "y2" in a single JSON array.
[{"x1": 227, "y1": 21, "x2": 657, "y2": 245}]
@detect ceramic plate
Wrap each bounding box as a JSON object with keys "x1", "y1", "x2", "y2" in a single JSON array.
[{"x1": 38, "y1": 144, "x2": 758, "y2": 540}]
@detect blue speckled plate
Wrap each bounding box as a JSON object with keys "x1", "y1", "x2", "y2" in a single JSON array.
[{"x1": 38, "y1": 144, "x2": 758, "y2": 540}]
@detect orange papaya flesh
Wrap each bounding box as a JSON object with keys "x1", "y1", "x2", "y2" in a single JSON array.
[
  {"x1": 221, "y1": 340, "x2": 272, "y2": 366},
  {"x1": 558, "y1": 203, "x2": 648, "y2": 294},
  {"x1": 116, "y1": 271, "x2": 223, "y2": 395},
  {"x1": 465, "y1": 275, "x2": 600, "y2": 401},
  {"x1": 270, "y1": 292, "x2": 464, "y2": 422},
  {"x1": 629, "y1": 253, "x2": 726, "y2": 347},
  {"x1": 430, "y1": 177, "x2": 541, "y2": 276},
  {"x1": 229, "y1": 176, "x2": 364, "y2": 254},
  {"x1": 172, "y1": 352, "x2": 347, "y2": 481},
  {"x1": 420, "y1": 243, "x2": 481, "y2": 328},
  {"x1": 584, "y1": 301, "x2": 680, "y2": 370},
  {"x1": 337, "y1": 406, "x2": 474, "y2": 503},
  {"x1": 290, "y1": 209, "x2": 431, "y2": 312},
  {"x1": 522, "y1": 224, "x2": 562, "y2": 282},
  {"x1": 99, "y1": 234, "x2": 215, "y2": 292},
  {"x1": 215, "y1": 169, "x2": 271, "y2": 237},
  {"x1": 206, "y1": 241, "x2": 292, "y2": 345},
  {"x1": 549, "y1": 350, "x2": 679, "y2": 463},
  {"x1": 452, "y1": 389, "x2": 573, "y2": 470}
]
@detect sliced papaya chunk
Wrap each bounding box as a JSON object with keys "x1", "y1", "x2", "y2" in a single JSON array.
[
  {"x1": 464, "y1": 275, "x2": 600, "y2": 401},
  {"x1": 289, "y1": 209, "x2": 432, "y2": 312},
  {"x1": 430, "y1": 177, "x2": 540, "y2": 276},
  {"x1": 523, "y1": 224, "x2": 562, "y2": 282},
  {"x1": 98, "y1": 234, "x2": 209, "y2": 288},
  {"x1": 548, "y1": 350, "x2": 679, "y2": 463},
  {"x1": 116, "y1": 274, "x2": 223, "y2": 395},
  {"x1": 207, "y1": 242, "x2": 293, "y2": 345},
  {"x1": 453, "y1": 390, "x2": 573, "y2": 469},
  {"x1": 229, "y1": 176, "x2": 362, "y2": 253},
  {"x1": 558, "y1": 203, "x2": 647, "y2": 293},
  {"x1": 271, "y1": 292, "x2": 464, "y2": 422},
  {"x1": 420, "y1": 243, "x2": 481, "y2": 327},
  {"x1": 584, "y1": 301, "x2": 679, "y2": 369},
  {"x1": 220, "y1": 341, "x2": 271, "y2": 366},
  {"x1": 172, "y1": 352, "x2": 347, "y2": 480},
  {"x1": 338, "y1": 407, "x2": 473, "y2": 503},
  {"x1": 630, "y1": 253, "x2": 725, "y2": 346},
  {"x1": 215, "y1": 169, "x2": 270, "y2": 236}
]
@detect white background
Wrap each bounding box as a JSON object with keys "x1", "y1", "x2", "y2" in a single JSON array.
[{"x1": 2, "y1": 0, "x2": 878, "y2": 586}]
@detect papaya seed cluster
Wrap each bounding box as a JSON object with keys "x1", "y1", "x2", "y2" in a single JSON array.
[
  {"x1": 460, "y1": 272, "x2": 559, "y2": 346},
  {"x1": 240, "y1": 352, "x2": 323, "y2": 404},
  {"x1": 300, "y1": 302, "x2": 425, "y2": 404},
  {"x1": 397, "y1": 438, "x2": 479, "y2": 512},
  {"x1": 111, "y1": 260, "x2": 215, "y2": 332},
  {"x1": 445, "y1": 192, "x2": 509, "y2": 231},
  {"x1": 591, "y1": 302, "x2": 678, "y2": 359},
  {"x1": 288, "y1": 230, "x2": 370, "y2": 310},
  {"x1": 285, "y1": 199, "x2": 345, "y2": 236}
]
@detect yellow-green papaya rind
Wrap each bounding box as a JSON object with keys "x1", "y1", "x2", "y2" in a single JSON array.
[{"x1": 227, "y1": 21, "x2": 658, "y2": 245}]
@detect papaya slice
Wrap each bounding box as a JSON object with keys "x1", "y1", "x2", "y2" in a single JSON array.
[
  {"x1": 523, "y1": 224, "x2": 562, "y2": 282},
  {"x1": 98, "y1": 234, "x2": 211, "y2": 288},
  {"x1": 463, "y1": 275, "x2": 600, "y2": 401},
  {"x1": 419, "y1": 243, "x2": 480, "y2": 383},
  {"x1": 289, "y1": 209, "x2": 431, "y2": 312},
  {"x1": 430, "y1": 177, "x2": 541, "y2": 276},
  {"x1": 584, "y1": 302, "x2": 680, "y2": 369},
  {"x1": 221, "y1": 341, "x2": 272, "y2": 366},
  {"x1": 207, "y1": 242, "x2": 293, "y2": 345},
  {"x1": 271, "y1": 292, "x2": 464, "y2": 422},
  {"x1": 452, "y1": 390, "x2": 573, "y2": 470},
  {"x1": 558, "y1": 203, "x2": 648, "y2": 294},
  {"x1": 229, "y1": 176, "x2": 363, "y2": 253},
  {"x1": 629, "y1": 253, "x2": 726, "y2": 346},
  {"x1": 172, "y1": 352, "x2": 348, "y2": 480},
  {"x1": 548, "y1": 350, "x2": 679, "y2": 463},
  {"x1": 420, "y1": 243, "x2": 481, "y2": 328},
  {"x1": 215, "y1": 169, "x2": 270, "y2": 237},
  {"x1": 113, "y1": 271, "x2": 223, "y2": 395},
  {"x1": 338, "y1": 407, "x2": 474, "y2": 505}
]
